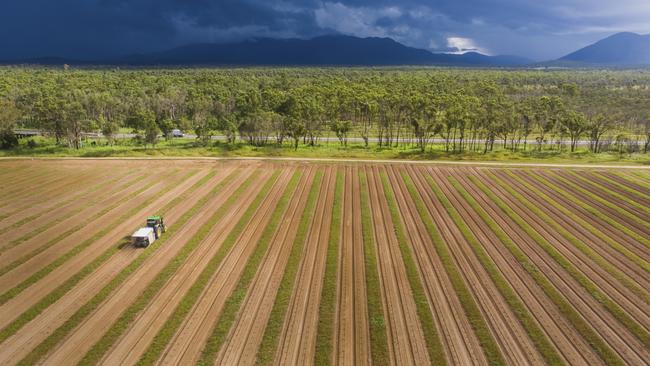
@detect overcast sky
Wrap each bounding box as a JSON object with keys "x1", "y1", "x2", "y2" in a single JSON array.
[{"x1": 1, "y1": 0, "x2": 649, "y2": 61}]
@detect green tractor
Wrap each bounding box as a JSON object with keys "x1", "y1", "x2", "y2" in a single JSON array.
[{"x1": 146, "y1": 215, "x2": 166, "y2": 239}]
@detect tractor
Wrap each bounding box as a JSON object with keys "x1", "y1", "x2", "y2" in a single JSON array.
[{"x1": 146, "y1": 215, "x2": 166, "y2": 239}]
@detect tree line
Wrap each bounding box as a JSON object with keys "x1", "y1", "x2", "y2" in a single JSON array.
[{"x1": 0, "y1": 67, "x2": 649, "y2": 154}]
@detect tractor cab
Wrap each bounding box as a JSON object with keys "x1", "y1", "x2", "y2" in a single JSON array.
[{"x1": 146, "y1": 215, "x2": 166, "y2": 239}]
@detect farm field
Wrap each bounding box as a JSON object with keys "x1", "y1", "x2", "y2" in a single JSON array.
[{"x1": 0, "y1": 159, "x2": 648, "y2": 365}]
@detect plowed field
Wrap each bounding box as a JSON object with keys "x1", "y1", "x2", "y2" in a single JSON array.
[{"x1": 0, "y1": 159, "x2": 648, "y2": 366}]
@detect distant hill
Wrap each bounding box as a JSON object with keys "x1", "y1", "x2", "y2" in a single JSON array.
[
  {"x1": 558, "y1": 32, "x2": 650, "y2": 66},
  {"x1": 1, "y1": 35, "x2": 532, "y2": 67},
  {"x1": 121, "y1": 35, "x2": 531, "y2": 66}
]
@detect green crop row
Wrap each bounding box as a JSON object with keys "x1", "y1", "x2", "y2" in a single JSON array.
[
  {"x1": 484, "y1": 172, "x2": 649, "y2": 351},
  {"x1": 402, "y1": 170, "x2": 506, "y2": 366},
  {"x1": 565, "y1": 171, "x2": 650, "y2": 215},
  {"x1": 359, "y1": 170, "x2": 390, "y2": 366},
  {"x1": 380, "y1": 171, "x2": 447, "y2": 365},
  {"x1": 468, "y1": 174, "x2": 625, "y2": 366},
  {"x1": 311, "y1": 170, "x2": 342, "y2": 366},
  {"x1": 448, "y1": 176, "x2": 565, "y2": 365},
  {"x1": 137, "y1": 170, "x2": 280, "y2": 366},
  {"x1": 498, "y1": 172, "x2": 650, "y2": 305},
  {"x1": 509, "y1": 171, "x2": 650, "y2": 269},
  {"x1": 14, "y1": 169, "x2": 220, "y2": 365},
  {"x1": 78, "y1": 170, "x2": 251, "y2": 365},
  {"x1": 198, "y1": 170, "x2": 301, "y2": 365},
  {"x1": 0, "y1": 171, "x2": 161, "y2": 279},
  {"x1": 550, "y1": 172, "x2": 650, "y2": 229},
  {"x1": 256, "y1": 171, "x2": 322, "y2": 365}
]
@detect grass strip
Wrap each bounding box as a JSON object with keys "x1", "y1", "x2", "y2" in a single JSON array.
[
  {"x1": 498, "y1": 172, "x2": 650, "y2": 305},
  {"x1": 0, "y1": 170, "x2": 152, "y2": 253},
  {"x1": 549, "y1": 172, "x2": 650, "y2": 229},
  {"x1": 510, "y1": 171, "x2": 650, "y2": 267},
  {"x1": 0, "y1": 172, "x2": 153, "y2": 275},
  {"x1": 0, "y1": 171, "x2": 134, "y2": 236},
  {"x1": 469, "y1": 175, "x2": 627, "y2": 365},
  {"x1": 0, "y1": 171, "x2": 96, "y2": 213},
  {"x1": 359, "y1": 170, "x2": 390, "y2": 366},
  {"x1": 256, "y1": 171, "x2": 323, "y2": 365},
  {"x1": 138, "y1": 170, "x2": 281, "y2": 366},
  {"x1": 616, "y1": 172, "x2": 650, "y2": 189},
  {"x1": 478, "y1": 173, "x2": 649, "y2": 351},
  {"x1": 401, "y1": 171, "x2": 506, "y2": 366},
  {"x1": 198, "y1": 170, "x2": 301, "y2": 365},
  {"x1": 631, "y1": 171, "x2": 650, "y2": 181},
  {"x1": 566, "y1": 171, "x2": 650, "y2": 215},
  {"x1": 0, "y1": 170, "x2": 69, "y2": 207},
  {"x1": 593, "y1": 173, "x2": 650, "y2": 201},
  {"x1": 447, "y1": 177, "x2": 565, "y2": 365},
  {"x1": 78, "y1": 170, "x2": 257, "y2": 365},
  {"x1": 311, "y1": 171, "x2": 342, "y2": 366},
  {"x1": 380, "y1": 171, "x2": 447, "y2": 365},
  {"x1": 15, "y1": 169, "x2": 234, "y2": 366},
  {"x1": 0, "y1": 169, "x2": 210, "y2": 346},
  {"x1": 0, "y1": 169, "x2": 186, "y2": 303}
]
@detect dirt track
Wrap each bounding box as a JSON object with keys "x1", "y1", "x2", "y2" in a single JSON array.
[{"x1": 0, "y1": 159, "x2": 648, "y2": 366}]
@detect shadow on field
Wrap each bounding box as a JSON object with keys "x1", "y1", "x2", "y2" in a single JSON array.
[{"x1": 117, "y1": 236, "x2": 133, "y2": 249}]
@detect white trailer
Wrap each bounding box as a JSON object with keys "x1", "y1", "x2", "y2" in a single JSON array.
[{"x1": 132, "y1": 227, "x2": 156, "y2": 248}]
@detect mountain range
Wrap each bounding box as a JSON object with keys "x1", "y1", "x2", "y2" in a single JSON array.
[
  {"x1": 3, "y1": 32, "x2": 650, "y2": 67},
  {"x1": 557, "y1": 32, "x2": 650, "y2": 66}
]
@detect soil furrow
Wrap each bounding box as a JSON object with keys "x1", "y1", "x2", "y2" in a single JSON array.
[
  {"x1": 450, "y1": 168, "x2": 600, "y2": 365},
  {"x1": 479, "y1": 169, "x2": 649, "y2": 364},
  {"x1": 335, "y1": 166, "x2": 371, "y2": 366},
  {"x1": 400, "y1": 165, "x2": 505, "y2": 366},
  {"x1": 366, "y1": 166, "x2": 430, "y2": 365},
  {"x1": 420, "y1": 166, "x2": 539, "y2": 365},
  {"x1": 543, "y1": 171, "x2": 650, "y2": 234},
  {"x1": 495, "y1": 169, "x2": 650, "y2": 319},
  {"x1": 589, "y1": 172, "x2": 650, "y2": 204},
  {"x1": 0, "y1": 167, "x2": 131, "y2": 234},
  {"x1": 157, "y1": 168, "x2": 293, "y2": 365},
  {"x1": 0, "y1": 168, "x2": 183, "y2": 294},
  {"x1": 568, "y1": 171, "x2": 650, "y2": 209},
  {"x1": 512, "y1": 170, "x2": 650, "y2": 276},
  {"x1": 0, "y1": 168, "x2": 168, "y2": 268},
  {"x1": 215, "y1": 167, "x2": 315, "y2": 365},
  {"x1": 273, "y1": 167, "x2": 336, "y2": 366},
  {"x1": 386, "y1": 165, "x2": 486, "y2": 366},
  {"x1": 38, "y1": 167, "x2": 265, "y2": 366},
  {"x1": 0, "y1": 167, "x2": 226, "y2": 365}
]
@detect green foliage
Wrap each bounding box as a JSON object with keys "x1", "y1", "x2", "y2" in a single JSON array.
[
  {"x1": 1, "y1": 67, "x2": 648, "y2": 157},
  {"x1": 0, "y1": 100, "x2": 20, "y2": 149}
]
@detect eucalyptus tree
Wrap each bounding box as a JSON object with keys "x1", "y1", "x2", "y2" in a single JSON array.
[
  {"x1": 643, "y1": 115, "x2": 650, "y2": 154},
  {"x1": 585, "y1": 112, "x2": 615, "y2": 153},
  {"x1": 559, "y1": 110, "x2": 587, "y2": 152},
  {"x1": 514, "y1": 99, "x2": 534, "y2": 151},
  {"x1": 189, "y1": 96, "x2": 217, "y2": 144},
  {"x1": 0, "y1": 99, "x2": 20, "y2": 149},
  {"x1": 534, "y1": 96, "x2": 564, "y2": 151}
]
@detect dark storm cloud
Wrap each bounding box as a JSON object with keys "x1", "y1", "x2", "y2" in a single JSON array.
[{"x1": 1, "y1": 0, "x2": 649, "y2": 60}]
